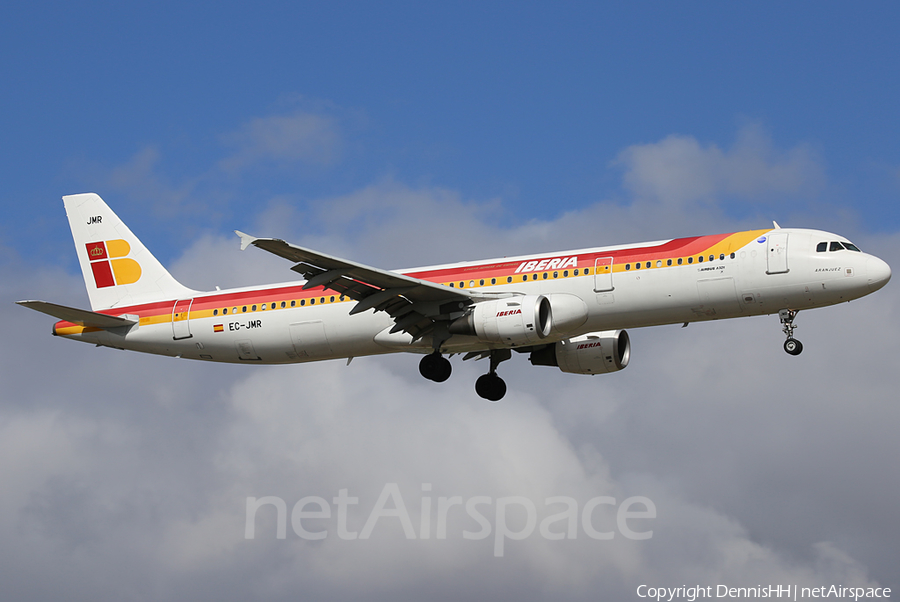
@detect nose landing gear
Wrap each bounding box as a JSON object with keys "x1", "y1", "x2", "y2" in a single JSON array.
[{"x1": 779, "y1": 309, "x2": 803, "y2": 356}]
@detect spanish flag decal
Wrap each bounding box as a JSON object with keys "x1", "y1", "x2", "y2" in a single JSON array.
[
  {"x1": 213, "y1": 324, "x2": 224, "y2": 333},
  {"x1": 85, "y1": 239, "x2": 141, "y2": 288}
]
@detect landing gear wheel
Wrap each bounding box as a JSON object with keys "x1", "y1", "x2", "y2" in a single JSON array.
[
  {"x1": 432, "y1": 356, "x2": 451, "y2": 382},
  {"x1": 419, "y1": 352, "x2": 452, "y2": 382},
  {"x1": 783, "y1": 338, "x2": 803, "y2": 356},
  {"x1": 778, "y1": 309, "x2": 803, "y2": 356},
  {"x1": 475, "y1": 372, "x2": 507, "y2": 402}
]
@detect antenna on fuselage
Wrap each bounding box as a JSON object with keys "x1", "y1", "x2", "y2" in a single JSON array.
[{"x1": 773, "y1": 221, "x2": 781, "y2": 229}]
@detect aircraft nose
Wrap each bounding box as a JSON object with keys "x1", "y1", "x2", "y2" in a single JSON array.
[{"x1": 867, "y1": 256, "x2": 891, "y2": 291}]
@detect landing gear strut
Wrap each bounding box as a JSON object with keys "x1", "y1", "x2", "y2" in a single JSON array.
[
  {"x1": 475, "y1": 349, "x2": 511, "y2": 402},
  {"x1": 419, "y1": 351, "x2": 452, "y2": 382},
  {"x1": 779, "y1": 309, "x2": 803, "y2": 356}
]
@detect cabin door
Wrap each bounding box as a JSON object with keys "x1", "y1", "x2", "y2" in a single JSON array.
[
  {"x1": 593, "y1": 257, "x2": 614, "y2": 292},
  {"x1": 172, "y1": 298, "x2": 193, "y2": 340},
  {"x1": 766, "y1": 232, "x2": 789, "y2": 274}
]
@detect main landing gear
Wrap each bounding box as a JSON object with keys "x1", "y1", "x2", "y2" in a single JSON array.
[
  {"x1": 475, "y1": 349, "x2": 511, "y2": 402},
  {"x1": 419, "y1": 351, "x2": 452, "y2": 382},
  {"x1": 779, "y1": 309, "x2": 803, "y2": 356},
  {"x1": 418, "y1": 349, "x2": 511, "y2": 401}
]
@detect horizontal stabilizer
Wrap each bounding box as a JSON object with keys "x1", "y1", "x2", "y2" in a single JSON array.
[{"x1": 16, "y1": 300, "x2": 137, "y2": 329}]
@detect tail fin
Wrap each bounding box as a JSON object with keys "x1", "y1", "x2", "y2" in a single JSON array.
[{"x1": 63, "y1": 193, "x2": 197, "y2": 311}]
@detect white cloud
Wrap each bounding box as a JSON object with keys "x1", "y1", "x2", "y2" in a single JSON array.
[
  {"x1": 4, "y1": 127, "x2": 897, "y2": 599},
  {"x1": 616, "y1": 124, "x2": 826, "y2": 207},
  {"x1": 219, "y1": 110, "x2": 342, "y2": 174},
  {"x1": 100, "y1": 146, "x2": 206, "y2": 221}
]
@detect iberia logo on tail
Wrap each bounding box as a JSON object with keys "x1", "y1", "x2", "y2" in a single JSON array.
[{"x1": 85, "y1": 240, "x2": 142, "y2": 288}]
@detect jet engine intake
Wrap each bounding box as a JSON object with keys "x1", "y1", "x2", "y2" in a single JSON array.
[{"x1": 449, "y1": 295, "x2": 551, "y2": 345}]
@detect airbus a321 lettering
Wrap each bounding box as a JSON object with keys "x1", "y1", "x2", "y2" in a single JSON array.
[{"x1": 18, "y1": 194, "x2": 892, "y2": 401}]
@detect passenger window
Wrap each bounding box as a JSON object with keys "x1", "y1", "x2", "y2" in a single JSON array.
[
  {"x1": 816, "y1": 242, "x2": 827, "y2": 252},
  {"x1": 469, "y1": 280, "x2": 475, "y2": 288},
  {"x1": 698, "y1": 255, "x2": 703, "y2": 263},
  {"x1": 522, "y1": 275, "x2": 527, "y2": 282},
  {"x1": 646, "y1": 262, "x2": 651, "y2": 269},
  {"x1": 281, "y1": 301, "x2": 286, "y2": 308},
  {"x1": 677, "y1": 258, "x2": 683, "y2": 265},
  {"x1": 242, "y1": 306, "x2": 247, "y2": 312},
  {"x1": 585, "y1": 268, "x2": 590, "y2": 275},
  {"x1": 310, "y1": 299, "x2": 315, "y2": 305},
  {"x1": 223, "y1": 308, "x2": 228, "y2": 315},
  {"x1": 291, "y1": 300, "x2": 296, "y2": 307},
  {"x1": 213, "y1": 309, "x2": 218, "y2": 316},
  {"x1": 656, "y1": 260, "x2": 662, "y2": 267},
  {"x1": 687, "y1": 257, "x2": 693, "y2": 264},
  {"x1": 563, "y1": 270, "x2": 569, "y2": 277},
  {"x1": 533, "y1": 274, "x2": 538, "y2": 280},
  {"x1": 830, "y1": 241, "x2": 844, "y2": 252},
  {"x1": 233, "y1": 307, "x2": 238, "y2": 314},
  {"x1": 542, "y1": 273, "x2": 548, "y2": 279},
  {"x1": 459, "y1": 282, "x2": 464, "y2": 288},
  {"x1": 320, "y1": 297, "x2": 325, "y2": 304},
  {"x1": 574, "y1": 269, "x2": 579, "y2": 276},
  {"x1": 261, "y1": 304, "x2": 266, "y2": 310},
  {"x1": 449, "y1": 282, "x2": 454, "y2": 287},
  {"x1": 634, "y1": 262, "x2": 641, "y2": 270},
  {"x1": 666, "y1": 259, "x2": 672, "y2": 266},
  {"x1": 730, "y1": 252, "x2": 735, "y2": 259},
  {"x1": 330, "y1": 296, "x2": 334, "y2": 303},
  {"x1": 553, "y1": 271, "x2": 558, "y2": 278},
  {"x1": 479, "y1": 279, "x2": 484, "y2": 286},
  {"x1": 709, "y1": 255, "x2": 714, "y2": 262},
  {"x1": 719, "y1": 253, "x2": 725, "y2": 260},
  {"x1": 491, "y1": 278, "x2": 496, "y2": 284}
]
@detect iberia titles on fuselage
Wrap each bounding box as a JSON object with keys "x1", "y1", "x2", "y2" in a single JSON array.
[{"x1": 18, "y1": 194, "x2": 891, "y2": 401}]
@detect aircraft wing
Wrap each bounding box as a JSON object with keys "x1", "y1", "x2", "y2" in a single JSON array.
[
  {"x1": 16, "y1": 300, "x2": 137, "y2": 329},
  {"x1": 236, "y1": 232, "x2": 474, "y2": 341}
]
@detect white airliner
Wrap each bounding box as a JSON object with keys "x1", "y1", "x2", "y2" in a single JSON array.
[{"x1": 18, "y1": 193, "x2": 892, "y2": 400}]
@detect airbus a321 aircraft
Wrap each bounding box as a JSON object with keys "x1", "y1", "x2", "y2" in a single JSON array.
[{"x1": 19, "y1": 194, "x2": 892, "y2": 401}]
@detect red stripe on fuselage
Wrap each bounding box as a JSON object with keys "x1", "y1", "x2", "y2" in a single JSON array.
[{"x1": 57, "y1": 232, "x2": 741, "y2": 327}]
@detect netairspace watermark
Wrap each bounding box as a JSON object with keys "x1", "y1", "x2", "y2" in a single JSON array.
[
  {"x1": 245, "y1": 482, "x2": 656, "y2": 557},
  {"x1": 636, "y1": 584, "x2": 892, "y2": 601}
]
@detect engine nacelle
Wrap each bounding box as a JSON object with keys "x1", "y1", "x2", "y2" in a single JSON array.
[
  {"x1": 530, "y1": 330, "x2": 630, "y2": 375},
  {"x1": 449, "y1": 295, "x2": 552, "y2": 345},
  {"x1": 546, "y1": 293, "x2": 589, "y2": 334}
]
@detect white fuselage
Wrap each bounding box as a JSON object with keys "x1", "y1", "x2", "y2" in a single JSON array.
[{"x1": 55, "y1": 227, "x2": 891, "y2": 365}]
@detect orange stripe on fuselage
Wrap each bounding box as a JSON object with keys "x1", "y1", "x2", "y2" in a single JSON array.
[{"x1": 53, "y1": 229, "x2": 771, "y2": 335}]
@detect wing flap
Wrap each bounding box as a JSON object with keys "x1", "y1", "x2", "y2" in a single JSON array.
[{"x1": 236, "y1": 232, "x2": 474, "y2": 342}]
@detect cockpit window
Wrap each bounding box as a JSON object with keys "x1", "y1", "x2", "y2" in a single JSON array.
[
  {"x1": 844, "y1": 242, "x2": 861, "y2": 252},
  {"x1": 816, "y1": 242, "x2": 827, "y2": 252},
  {"x1": 830, "y1": 241, "x2": 845, "y2": 252}
]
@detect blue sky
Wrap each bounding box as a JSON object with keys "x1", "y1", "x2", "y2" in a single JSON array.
[
  {"x1": 3, "y1": 4, "x2": 900, "y2": 600},
  {"x1": 3, "y1": 2, "x2": 899, "y2": 267}
]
